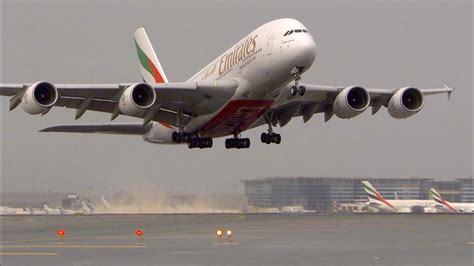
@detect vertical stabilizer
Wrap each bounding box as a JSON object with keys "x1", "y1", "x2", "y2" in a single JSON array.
[
  {"x1": 134, "y1": 28, "x2": 169, "y2": 84},
  {"x1": 361, "y1": 181, "x2": 395, "y2": 210},
  {"x1": 430, "y1": 188, "x2": 457, "y2": 212}
]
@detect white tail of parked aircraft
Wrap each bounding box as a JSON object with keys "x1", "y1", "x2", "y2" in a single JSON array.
[
  {"x1": 430, "y1": 188, "x2": 474, "y2": 213},
  {"x1": 0, "y1": 18, "x2": 453, "y2": 150}
]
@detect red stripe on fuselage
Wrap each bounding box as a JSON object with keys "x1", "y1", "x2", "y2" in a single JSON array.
[{"x1": 200, "y1": 99, "x2": 273, "y2": 138}]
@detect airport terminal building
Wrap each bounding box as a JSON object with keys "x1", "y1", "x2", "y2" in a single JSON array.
[{"x1": 243, "y1": 177, "x2": 472, "y2": 212}]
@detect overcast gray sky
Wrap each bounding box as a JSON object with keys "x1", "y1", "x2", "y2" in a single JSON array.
[{"x1": 1, "y1": 1, "x2": 472, "y2": 195}]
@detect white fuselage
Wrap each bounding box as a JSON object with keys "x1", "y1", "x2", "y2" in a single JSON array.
[
  {"x1": 368, "y1": 199, "x2": 436, "y2": 213},
  {"x1": 147, "y1": 18, "x2": 316, "y2": 140}
]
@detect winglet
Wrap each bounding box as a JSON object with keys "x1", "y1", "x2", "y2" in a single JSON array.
[
  {"x1": 444, "y1": 85, "x2": 454, "y2": 100},
  {"x1": 134, "y1": 27, "x2": 169, "y2": 84}
]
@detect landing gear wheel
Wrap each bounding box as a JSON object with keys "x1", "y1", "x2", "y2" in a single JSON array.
[
  {"x1": 272, "y1": 133, "x2": 281, "y2": 144},
  {"x1": 290, "y1": 86, "x2": 298, "y2": 96},
  {"x1": 298, "y1": 86, "x2": 306, "y2": 96},
  {"x1": 225, "y1": 137, "x2": 250, "y2": 149}
]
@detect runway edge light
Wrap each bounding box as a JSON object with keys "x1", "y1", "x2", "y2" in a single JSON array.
[
  {"x1": 136, "y1": 229, "x2": 144, "y2": 242},
  {"x1": 216, "y1": 229, "x2": 224, "y2": 242},
  {"x1": 57, "y1": 228, "x2": 65, "y2": 241}
]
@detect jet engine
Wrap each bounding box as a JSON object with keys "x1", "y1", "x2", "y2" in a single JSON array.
[
  {"x1": 333, "y1": 86, "x2": 370, "y2": 118},
  {"x1": 119, "y1": 83, "x2": 156, "y2": 116},
  {"x1": 387, "y1": 87, "x2": 423, "y2": 119},
  {"x1": 21, "y1": 81, "x2": 58, "y2": 115}
]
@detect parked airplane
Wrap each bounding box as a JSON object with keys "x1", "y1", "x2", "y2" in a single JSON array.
[
  {"x1": 362, "y1": 181, "x2": 435, "y2": 213},
  {"x1": 43, "y1": 203, "x2": 75, "y2": 215},
  {"x1": 0, "y1": 18, "x2": 453, "y2": 149},
  {"x1": 430, "y1": 188, "x2": 474, "y2": 213}
]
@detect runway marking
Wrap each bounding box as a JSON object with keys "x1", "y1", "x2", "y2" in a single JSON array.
[
  {"x1": 213, "y1": 241, "x2": 240, "y2": 246},
  {"x1": 1, "y1": 245, "x2": 147, "y2": 249},
  {"x1": 171, "y1": 251, "x2": 201, "y2": 254},
  {"x1": 465, "y1": 242, "x2": 474, "y2": 245},
  {"x1": 0, "y1": 252, "x2": 59, "y2": 256}
]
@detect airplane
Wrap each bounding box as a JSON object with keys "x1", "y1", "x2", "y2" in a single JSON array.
[
  {"x1": 43, "y1": 203, "x2": 75, "y2": 215},
  {"x1": 361, "y1": 181, "x2": 435, "y2": 213},
  {"x1": 0, "y1": 18, "x2": 453, "y2": 149},
  {"x1": 81, "y1": 201, "x2": 95, "y2": 214},
  {"x1": 430, "y1": 188, "x2": 474, "y2": 213}
]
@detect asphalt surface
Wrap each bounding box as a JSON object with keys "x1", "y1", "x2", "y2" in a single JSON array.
[{"x1": 0, "y1": 214, "x2": 472, "y2": 266}]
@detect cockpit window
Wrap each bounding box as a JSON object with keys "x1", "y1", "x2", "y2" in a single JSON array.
[{"x1": 284, "y1": 29, "x2": 308, "y2": 36}]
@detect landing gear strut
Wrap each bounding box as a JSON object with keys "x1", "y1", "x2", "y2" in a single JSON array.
[
  {"x1": 225, "y1": 133, "x2": 250, "y2": 149},
  {"x1": 171, "y1": 110, "x2": 213, "y2": 149},
  {"x1": 261, "y1": 113, "x2": 281, "y2": 145},
  {"x1": 290, "y1": 67, "x2": 306, "y2": 96}
]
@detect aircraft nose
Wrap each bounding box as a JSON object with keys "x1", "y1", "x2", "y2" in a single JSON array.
[{"x1": 294, "y1": 35, "x2": 317, "y2": 68}]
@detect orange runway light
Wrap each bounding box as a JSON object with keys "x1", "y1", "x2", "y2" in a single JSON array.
[{"x1": 216, "y1": 229, "x2": 224, "y2": 242}]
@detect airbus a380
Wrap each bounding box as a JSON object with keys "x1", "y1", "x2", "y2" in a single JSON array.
[
  {"x1": 430, "y1": 188, "x2": 474, "y2": 213},
  {"x1": 362, "y1": 181, "x2": 436, "y2": 213},
  {"x1": 0, "y1": 18, "x2": 453, "y2": 149}
]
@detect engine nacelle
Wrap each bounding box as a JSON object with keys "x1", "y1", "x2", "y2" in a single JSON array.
[
  {"x1": 21, "y1": 81, "x2": 58, "y2": 115},
  {"x1": 333, "y1": 86, "x2": 370, "y2": 118},
  {"x1": 119, "y1": 83, "x2": 156, "y2": 116},
  {"x1": 143, "y1": 122, "x2": 176, "y2": 144},
  {"x1": 387, "y1": 87, "x2": 423, "y2": 119}
]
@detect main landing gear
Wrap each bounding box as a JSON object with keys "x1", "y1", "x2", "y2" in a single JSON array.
[
  {"x1": 172, "y1": 110, "x2": 213, "y2": 149},
  {"x1": 290, "y1": 67, "x2": 306, "y2": 96},
  {"x1": 225, "y1": 133, "x2": 250, "y2": 149},
  {"x1": 172, "y1": 132, "x2": 213, "y2": 149},
  {"x1": 261, "y1": 112, "x2": 281, "y2": 145},
  {"x1": 261, "y1": 132, "x2": 281, "y2": 144}
]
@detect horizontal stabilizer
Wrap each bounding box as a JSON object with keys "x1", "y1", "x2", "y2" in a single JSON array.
[{"x1": 40, "y1": 123, "x2": 152, "y2": 135}]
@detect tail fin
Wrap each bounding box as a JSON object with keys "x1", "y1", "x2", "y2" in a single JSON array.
[
  {"x1": 43, "y1": 203, "x2": 52, "y2": 212},
  {"x1": 430, "y1": 188, "x2": 457, "y2": 212},
  {"x1": 361, "y1": 181, "x2": 395, "y2": 210},
  {"x1": 134, "y1": 27, "x2": 168, "y2": 84}
]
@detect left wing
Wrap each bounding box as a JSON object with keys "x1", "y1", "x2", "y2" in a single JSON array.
[{"x1": 268, "y1": 83, "x2": 454, "y2": 127}]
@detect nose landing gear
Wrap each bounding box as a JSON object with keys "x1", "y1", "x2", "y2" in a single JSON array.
[{"x1": 290, "y1": 67, "x2": 306, "y2": 96}]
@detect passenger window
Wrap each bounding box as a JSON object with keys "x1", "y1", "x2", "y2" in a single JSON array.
[
  {"x1": 295, "y1": 29, "x2": 302, "y2": 33},
  {"x1": 302, "y1": 29, "x2": 308, "y2": 33}
]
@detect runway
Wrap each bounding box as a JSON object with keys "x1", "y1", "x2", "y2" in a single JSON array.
[{"x1": 1, "y1": 214, "x2": 472, "y2": 266}]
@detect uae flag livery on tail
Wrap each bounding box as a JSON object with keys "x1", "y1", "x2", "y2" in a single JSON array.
[{"x1": 134, "y1": 28, "x2": 168, "y2": 84}]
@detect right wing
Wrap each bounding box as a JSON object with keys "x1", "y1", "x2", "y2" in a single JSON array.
[{"x1": 0, "y1": 80, "x2": 238, "y2": 127}]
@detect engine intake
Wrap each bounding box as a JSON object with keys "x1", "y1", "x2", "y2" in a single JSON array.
[
  {"x1": 388, "y1": 87, "x2": 424, "y2": 119},
  {"x1": 119, "y1": 83, "x2": 156, "y2": 116},
  {"x1": 333, "y1": 86, "x2": 370, "y2": 118},
  {"x1": 21, "y1": 81, "x2": 58, "y2": 114}
]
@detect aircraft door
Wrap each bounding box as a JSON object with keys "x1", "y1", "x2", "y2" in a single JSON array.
[{"x1": 266, "y1": 36, "x2": 273, "y2": 55}]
